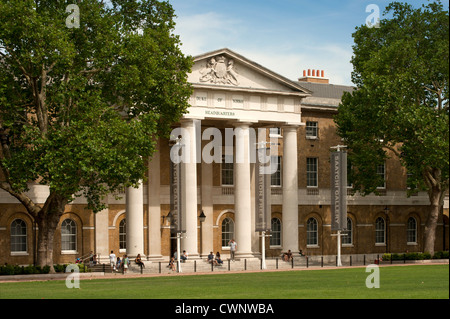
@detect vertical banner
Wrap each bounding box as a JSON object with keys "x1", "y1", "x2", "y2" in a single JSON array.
[
  {"x1": 331, "y1": 151, "x2": 347, "y2": 231},
  {"x1": 255, "y1": 147, "x2": 272, "y2": 232},
  {"x1": 170, "y1": 144, "x2": 184, "y2": 233}
]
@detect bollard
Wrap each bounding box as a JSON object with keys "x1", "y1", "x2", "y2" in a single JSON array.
[
  {"x1": 228, "y1": 259, "x2": 230, "y2": 271},
  {"x1": 194, "y1": 260, "x2": 196, "y2": 273},
  {"x1": 307, "y1": 256, "x2": 309, "y2": 268},
  {"x1": 321, "y1": 256, "x2": 323, "y2": 268},
  {"x1": 350, "y1": 255, "x2": 352, "y2": 266},
  {"x1": 245, "y1": 259, "x2": 247, "y2": 271},
  {"x1": 276, "y1": 258, "x2": 278, "y2": 270},
  {"x1": 291, "y1": 257, "x2": 294, "y2": 269},
  {"x1": 364, "y1": 255, "x2": 366, "y2": 266},
  {"x1": 159, "y1": 262, "x2": 161, "y2": 274}
]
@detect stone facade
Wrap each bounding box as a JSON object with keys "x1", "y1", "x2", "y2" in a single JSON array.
[{"x1": 0, "y1": 49, "x2": 448, "y2": 266}]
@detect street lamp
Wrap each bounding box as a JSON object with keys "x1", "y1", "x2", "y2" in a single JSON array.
[
  {"x1": 199, "y1": 211, "x2": 206, "y2": 223},
  {"x1": 199, "y1": 211, "x2": 206, "y2": 256}
]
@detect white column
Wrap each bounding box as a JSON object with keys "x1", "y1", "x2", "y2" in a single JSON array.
[
  {"x1": 126, "y1": 181, "x2": 144, "y2": 258},
  {"x1": 282, "y1": 126, "x2": 299, "y2": 254},
  {"x1": 94, "y1": 206, "x2": 109, "y2": 264},
  {"x1": 181, "y1": 119, "x2": 199, "y2": 258},
  {"x1": 234, "y1": 122, "x2": 253, "y2": 257},
  {"x1": 147, "y1": 139, "x2": 163, "y2": 260}
]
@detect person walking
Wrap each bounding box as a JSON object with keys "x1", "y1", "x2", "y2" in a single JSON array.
[
  {"x1": 123, "y1": 255, "x2": 129, "y2": 274},
  {"x1": 109, "y1": 250, "x2": 117, "y2": 271},
  {"x1": 228, "y1": 239, "x2": 237, "y2": 261}
]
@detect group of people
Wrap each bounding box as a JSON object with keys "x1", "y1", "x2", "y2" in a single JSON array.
[
  {"x1": 109, "y1": 251, "x2": 146, "y2": 273},
  {"x1": 207, "y1": 251, "x2": 224, "y2": 266},
  {"x1": 168, "y1": 250, "x2": 189, "y2": 271}
]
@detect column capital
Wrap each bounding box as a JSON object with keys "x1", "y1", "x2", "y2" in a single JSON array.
[
  {"x1": 233, "y1": 121, "x2": 254, "y2": 129},
  {"x1": 281, "y1": 124, "x2": 300, "y2": 132}
]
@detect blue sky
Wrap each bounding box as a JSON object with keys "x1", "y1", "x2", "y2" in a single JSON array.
[{"x1": 168, "y1": 0, "x2": 449, "y2": 86}]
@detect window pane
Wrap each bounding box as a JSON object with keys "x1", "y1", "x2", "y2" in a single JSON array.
[
  {"x1": 61, "y1": 219, "x2": 77, "y2": 251},
  {"x1": 119, "y1": 219, "x2": 126, "y2": 250},
  {"x1": 270, "y1": 218, "x2": 281, "y2": 246},
  {"x1": 307, "y1": 218, "x2": 318, "y2": 245},
  {"x1": 222, "y1": 155, "x2": 234, "y2": 185},
  {"x1": 377, "y1": 163, "x2": 386, "y2": 188},
  {"x1": 375, "y1": 217, "x2": 385, "y2": 244},
  {"x1": 407, "y1": 217, "x2": 417, "y2": 243},
  {"x1": 11, "y1": 219, "x2": 27, "y2": 252},
  {"x1": 307, "y1": 158, "x2": 318, "y2": 187},
  {"x1": 270, "y1": 156, "x2": 281, "y2": 186},
  {"x1": 221, "y1": 218, "x2": 234, "y2": 247},
  {"x1": 342, "y1": 218, "x2": 352, "y2": 244},
  {"x1": 306, "y1": 122, "x2": 318, "y2": 138}
]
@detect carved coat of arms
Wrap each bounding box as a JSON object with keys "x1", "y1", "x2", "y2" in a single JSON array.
[{"x1": 199, "y1": 55, "x2": 239, "y2": 86}]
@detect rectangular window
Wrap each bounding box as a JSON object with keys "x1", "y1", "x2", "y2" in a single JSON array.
[
  {"x1": 306, "y1": 121, "x2": 318, "y2": 139},
  {"x1": 221, "y1": 155, "x2": 234, "y2": 186},
  {"x1": 377, "y1": 163, "x2": 386, "y2": 189},
  {"x1": 306, "y1": 158, "x2": 318, "y2": 187},
  {"x1": 270, "y1": 156, "x2": 281, "y2": 186},
  {"x1": 269, "y1": 127, "x2": 282, "y2": 136}
]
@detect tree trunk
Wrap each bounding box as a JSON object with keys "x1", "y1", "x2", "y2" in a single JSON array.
[
  {"x1": 36, "y1": 215, "x2": 59, "y2": 272},
  {"x1": 35, "y1": 193, "x2": 68, "y2": 273},
  {"x1": 423, "y1": 187, "x2": 442, "y2": 256}
]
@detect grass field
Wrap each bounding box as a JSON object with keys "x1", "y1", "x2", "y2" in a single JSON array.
[{"x1": 0, "y1": 265, "x2": 448, "y2": 299}]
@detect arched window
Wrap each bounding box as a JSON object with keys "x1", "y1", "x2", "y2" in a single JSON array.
[
  {"x1": 270, "y1": 218, "x2": 281, "y2": 246},
  {"x1": 307, "y1": 218, "x2": 318, "y2": 246},
  {"x1": 221, "y1": 217, "x2": 234, "y2": 248},
  {"x1": 11, "y1": 219, "x2": 27, "y2": 253},
  {"x1": 342, "y1": 217, "x2": 353, "y2": 245},
  {"x1": 119, "y1": 219, "x2": 126, "y2": 251},
  {"x1": 61, "y1": 219, "x2": 77, "y2": 252},
  {"x1": 407, "y1": 217, "x2": 417, "y2": 244},
  {"x1": 375, "y1": 217, "x2": 385, "y2": 244}
]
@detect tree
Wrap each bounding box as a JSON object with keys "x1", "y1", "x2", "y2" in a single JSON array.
[
  {"x1": 335, "y1": 1, "x2": 449, "y2": 255},
  {"x1": 0, "y1": 0, "x2": 192, "y2": 270}
]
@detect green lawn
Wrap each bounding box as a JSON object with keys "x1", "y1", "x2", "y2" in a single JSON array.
[{"x1": 0, "y1": 265, "x2": 448, "y2": 299}]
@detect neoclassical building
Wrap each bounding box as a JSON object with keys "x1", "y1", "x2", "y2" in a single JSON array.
[{"x1": 0, "y1": 48, "x2": 448, "y2": 265}]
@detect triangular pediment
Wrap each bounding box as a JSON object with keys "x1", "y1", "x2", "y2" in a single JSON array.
[{"x1": 188, "y1": 48, "x2": 311, "y2": 96}]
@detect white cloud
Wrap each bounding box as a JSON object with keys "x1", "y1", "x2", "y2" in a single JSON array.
[{"x1": 174, "y1": 11, "x2": 354, "y2": 86}]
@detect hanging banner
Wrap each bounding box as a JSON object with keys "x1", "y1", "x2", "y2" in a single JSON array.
[
  {"x1": 170, "y1": 143, "x2": 185, "y2": 233},
  {"x1": 331, "y1": 151, "x2": 347, "y2": 231},
  {"x1": 255, "y1": 147, "x2": 272, "y2": 232}
]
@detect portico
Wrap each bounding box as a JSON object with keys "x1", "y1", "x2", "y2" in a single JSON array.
[{"x1": 124, "y1": 48, "x2": 310, "y2": 259}]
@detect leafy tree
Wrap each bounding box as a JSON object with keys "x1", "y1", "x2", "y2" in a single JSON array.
[
  {"x1": 0, "y1": 0, "x2": 192, "y2": 270},
  {"x1": 335, "y1": 1, "x2": 449, "y2": 255}
]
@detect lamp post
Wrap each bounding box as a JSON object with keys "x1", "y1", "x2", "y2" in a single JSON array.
[{"x1": 199, "y1": 211, "x2": 206, "y2": 256}]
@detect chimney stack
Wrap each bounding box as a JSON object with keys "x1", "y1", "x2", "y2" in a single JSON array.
[{"x1": 298, "y1": 68, "x2": 329, "y2": 84}]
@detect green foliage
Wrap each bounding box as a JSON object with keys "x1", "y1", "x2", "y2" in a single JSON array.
[
  {"x1": 0, "y1": 263, "x2": 90, "y2": 276},
  {"x1": 335, "y1": 1, "x2": 449, "y2": 197},
  {"x1": 0, "y1": 0, "x2": 192, "y2": 212},
  {"x1": 382, "y1": 251, "x2": 448, "y2": 261}
]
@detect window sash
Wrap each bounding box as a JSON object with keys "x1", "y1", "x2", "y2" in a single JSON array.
[
  {"x1": 306, "y1": 122, "x2": 318, "y2": 138},
  {"x1": 221, "y1": 218, "x2": 234, "y2": 247},
  {"x1": 306, "y1": 158, "x2": 318, "y2": 187}
]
